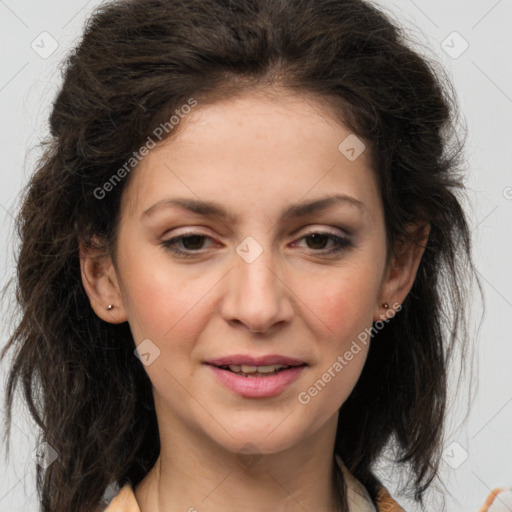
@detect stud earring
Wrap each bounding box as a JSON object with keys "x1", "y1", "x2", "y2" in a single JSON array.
[
  {"x1": 382, "y1": 302, "x2": 389, "y2": 309},
  {"x1": 107, "y1": 304, "x2": 114, "y2": 311}
]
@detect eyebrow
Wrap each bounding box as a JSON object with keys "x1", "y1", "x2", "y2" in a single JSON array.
[{"x1": 142, "y1": 193, "x2": 367, "y2": 223}]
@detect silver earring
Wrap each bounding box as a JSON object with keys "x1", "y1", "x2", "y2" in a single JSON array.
[
  {"x1": 382, "y1": 302, "x2": 389, "y2": 309},
  {"x1": 107, "y1": 304, "x2": 114, "y2": 311}
]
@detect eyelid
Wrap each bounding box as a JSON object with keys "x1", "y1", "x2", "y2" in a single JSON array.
[{"x1": 298, "y1": 225, "x2": 351, "y2": 237}]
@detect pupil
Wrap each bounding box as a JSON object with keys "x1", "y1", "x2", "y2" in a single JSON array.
[
  {"x1": 307, "y1": 233, "x2": 328, "y2": 249},
  {"x1": 182, "y1": 235, "x2": 204, "y2": 250}
]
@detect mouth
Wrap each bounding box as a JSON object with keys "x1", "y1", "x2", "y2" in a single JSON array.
[
  {"x1": 211, "y1": 363, "x2": 306, "y2": 378},
  {"x1": 205, "y1": 358, "x2": 307, "y2": 398},
  {"x1": 205, "y1": 354, "x2": 307, "y2": 378}
]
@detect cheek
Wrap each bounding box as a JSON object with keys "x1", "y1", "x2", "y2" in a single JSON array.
[
  {"x1": 120, "y1": 263, "x2": 211, "y2": 387},
  {"x1": 295, "y1": 276, "x2": 376, "y2": 421},
  {"x1": 117, "y1": 250, "x2": 210, "y2": 342},
  {"x1": 297, "y1": 265, "x2": 380, "y2": 342}
]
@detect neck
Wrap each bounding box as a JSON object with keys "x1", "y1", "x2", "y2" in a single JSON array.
[{"x1": 134, "y1": 402, "x2": 346, "y2": 512}]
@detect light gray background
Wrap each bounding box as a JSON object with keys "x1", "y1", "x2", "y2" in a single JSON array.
[{"x1": 1, "y1": 1, "x2": 511, "y2": 511}]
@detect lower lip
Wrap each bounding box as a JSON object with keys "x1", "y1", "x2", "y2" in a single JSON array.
[{"x1": 206, "y1": 364, "x2": 306, "y2": 398}]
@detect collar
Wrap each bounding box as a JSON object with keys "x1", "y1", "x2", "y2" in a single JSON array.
[{"x1": 335, "y1": 454, "x2": 378, "y2": 511}]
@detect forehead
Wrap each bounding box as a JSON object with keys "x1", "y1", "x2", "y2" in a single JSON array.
[{"x1": 121, "y1": 91, "x2": 380, "y2": 224}]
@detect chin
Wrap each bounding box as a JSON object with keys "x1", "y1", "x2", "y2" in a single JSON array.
[{"x1": 207, "y1": 419, "x2": 310, "y2": 456}]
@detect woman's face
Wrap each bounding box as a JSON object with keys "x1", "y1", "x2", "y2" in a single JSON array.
[{"x1": 93, "y1": 91, "x2": 396, "y2": 455}]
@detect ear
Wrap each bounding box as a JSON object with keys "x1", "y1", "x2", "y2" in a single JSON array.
[
  {"x1": 79, "y1": 238, "x2": 128, "y2": 324},
  {"x1": 373, "y1": 222, "x2": 430, "y2": 321}
]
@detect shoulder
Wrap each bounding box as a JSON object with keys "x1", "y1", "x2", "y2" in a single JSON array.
[{"x1": 374, "y1": 485, "x2": 405, "y2": 512}]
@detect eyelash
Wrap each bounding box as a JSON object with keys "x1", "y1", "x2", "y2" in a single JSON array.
[{"x1": 161, "y1": 231, "x2": 353, "y2": 258}]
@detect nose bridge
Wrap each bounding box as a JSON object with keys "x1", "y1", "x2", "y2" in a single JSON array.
[{"x1": 222, "y1": 234, "x2": 292, "y2": 332}]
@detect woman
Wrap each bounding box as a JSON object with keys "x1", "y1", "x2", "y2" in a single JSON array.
[{"x1": 1, "y1": 0, "x2": 498, "y2": 510}]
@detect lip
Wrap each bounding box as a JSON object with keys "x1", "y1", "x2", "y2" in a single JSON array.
[
  {"x1": 207, "y1": 364, "x2": 306, "y2": 398},
  {"x1": 205, "y1": 354, "x2": 305, "y2": 367}
]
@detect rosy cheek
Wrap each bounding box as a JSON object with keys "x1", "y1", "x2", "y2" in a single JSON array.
[
  {"x1": 322, "y1": 301, "x2": 369, "y2": 348},
  {"x1": 125, "y1": 270, "x2": 207, "y2": 343},
  {"x1": 297, "y1": 272, "x2": 375, "y2": 340},
  {"x1": 119, "y1": 270, "x2": 172, "y2": 339}
]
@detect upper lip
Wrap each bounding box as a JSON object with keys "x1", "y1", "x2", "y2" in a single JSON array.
[{"x1": 205, "y1": 355, "x2": 306, "y2": 367}]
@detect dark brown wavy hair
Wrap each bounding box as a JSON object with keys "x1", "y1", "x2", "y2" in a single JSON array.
[{"x1": 2, "y1": 0, "x2": 481, "y2": 511}]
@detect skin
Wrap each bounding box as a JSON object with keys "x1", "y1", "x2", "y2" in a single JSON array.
[{"x1": 80, "y1": 88, "x2": 429, "y2": 512}]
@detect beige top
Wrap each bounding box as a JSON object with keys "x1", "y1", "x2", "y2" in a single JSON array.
[{"x1": 336, "y1": 454, "x2": 378, "y2": 511}]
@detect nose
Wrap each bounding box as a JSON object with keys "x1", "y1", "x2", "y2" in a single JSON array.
[{"x1": 220, "y1": 246, "x2": 294, "y2": 335}]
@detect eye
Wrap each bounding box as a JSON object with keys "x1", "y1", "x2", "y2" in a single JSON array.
[
  {"x1": 293, "y1": 231, "x2": 353, "y2": 255},
  {"x1": 161, "y1": 230, "x2": 353, "y2": 258},
  {"x1": 161, "y1": 233, "x2": 214, "y2": 258}
]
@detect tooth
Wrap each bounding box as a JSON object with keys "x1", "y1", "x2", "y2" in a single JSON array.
[
  {"x1": 240, "y1": 365, "x2": 258, "y2": 373},
  {"x1": 224, "y1": 364, "x2": 292, "y2": 374},
  {"x1": 257, "y1": 365, "x2": 285, "y2": 373}
]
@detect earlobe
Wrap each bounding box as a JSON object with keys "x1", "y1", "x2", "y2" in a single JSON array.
[
  {"x1": 79, "y1": 241, "x2": 128, "y2": 324},
  {"x1": 374, "y1": 222, "x2": 430, "y2": 321}
]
